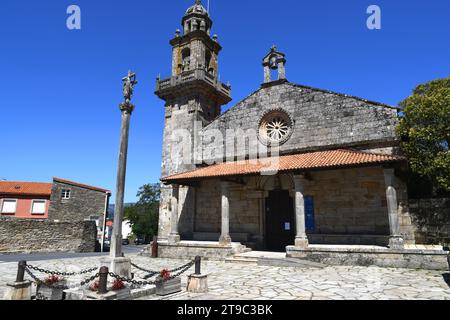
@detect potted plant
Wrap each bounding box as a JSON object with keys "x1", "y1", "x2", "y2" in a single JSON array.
[
  {"x1": 155, "y1": 269, "x2": 181, "y2": 296},
  {"x1": 88, "y1": 280, "x2": 100, "y2": 292},
  {"x1": 111, "y1": 279, "x2": 131, "y2": 300},
  {"x1": 36, "y1": 275, "x2": 67, "y2": 300}
]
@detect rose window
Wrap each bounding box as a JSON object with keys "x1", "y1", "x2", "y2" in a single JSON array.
[{"x1": 259, "y1": 110, "x2": 293, "y2": 145}]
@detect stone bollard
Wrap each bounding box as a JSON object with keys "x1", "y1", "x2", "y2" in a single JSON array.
[
  {"x1": 86, "y1": 267, "x2": 117, "y2": 300},
  {"x1": 3, "y1": 261, "x2": 32, "y2": 300},
  {"x1": 151, "y1": 236, "x2": 158, "y2": 258},
  {"x1": 187, "y1": 256, "x2": 208, "y2": 293}
]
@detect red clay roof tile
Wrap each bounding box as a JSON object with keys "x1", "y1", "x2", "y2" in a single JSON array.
[
  {"x1": 161, "y1": 149, "x2": 405, "y2": 183},
  {"x1": 0, "y1": 182, "x2": 52, "y2": 196}
]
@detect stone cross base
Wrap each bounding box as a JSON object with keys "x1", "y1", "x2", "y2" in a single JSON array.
[
  {"x1": 101, "y1": 257, "x2": 132, "y2": 279},
  {"x1": 85, "y1": 291, "x2": 117, "y2": 300},
  {"x1": 187, "y1": 274, "x2": 208, "y2": 293},
  {"x1": 3, "y1": 281, "x2": 32, "y2": 300}
]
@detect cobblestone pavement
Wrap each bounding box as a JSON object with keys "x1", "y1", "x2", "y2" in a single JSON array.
[{"x1": 1, "y1": 254, "x2": 449, "y2": 300}]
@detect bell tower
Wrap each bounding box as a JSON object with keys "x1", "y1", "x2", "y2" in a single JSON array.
[{"x1": 155, "y1": 0, "x2": 232, "y2": 240}]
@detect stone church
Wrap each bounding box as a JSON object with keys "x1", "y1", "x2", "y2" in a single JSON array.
[{"x1": 153, "y1": 1, "x2": 447, "y2": 269}]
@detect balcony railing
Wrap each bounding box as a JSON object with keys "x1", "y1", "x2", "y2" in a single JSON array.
[{"x1": 156, "y1": 69, "x2": 231, "y2": 97}]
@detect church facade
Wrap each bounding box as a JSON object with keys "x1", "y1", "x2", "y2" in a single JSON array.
[{"x1": 154, "y1": 1, "x2": 420, "y2": 260}]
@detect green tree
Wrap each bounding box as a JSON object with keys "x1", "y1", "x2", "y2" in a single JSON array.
[
  {"x1": 124, "y1": 183, "x2": 160, "y2": 242},
  {"x1": 397, "y1": 77, "x2": 450, "y2": 195}
]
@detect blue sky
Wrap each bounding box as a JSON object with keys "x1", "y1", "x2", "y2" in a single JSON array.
[{"x1": 1, "y1": 0, "x2": 449, "y2": 203}]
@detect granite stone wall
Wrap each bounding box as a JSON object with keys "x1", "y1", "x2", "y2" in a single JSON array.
[
  {"x1": 202, "y1": 82, "x2": 400, "y2": 162},
  {"x1": 48, "y1": 181, "x2": 107, "y2": 222},
  {"x1": 158, "y1": 81, "x2": 403, "y2": 242},
  {"x1": 0, "y1": 219, "x2": 97, "y2": 253},
  {"x1": 184, "y1": 167, "x2": 415, "y2": 248},
  {"x1": 409, "y1": 198, "x2": 450, "y2": 246}
]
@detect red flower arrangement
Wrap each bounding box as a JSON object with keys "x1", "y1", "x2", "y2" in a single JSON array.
[
  {"x1": 160, "y1": 269, "x2": 171, "y2": 281},
  {"x1": 44, "y1": 275, "x2": 63, "y2": 286},
  {"x1": 89, "y1": 280, "x2": 100, "y2": 292},
  {"x1": 112, "y1": 279, "x2": 125, "y2": 291}
]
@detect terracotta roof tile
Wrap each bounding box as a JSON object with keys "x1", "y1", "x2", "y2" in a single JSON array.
[
  {"x1": 0, "y1": 182, "x2": 52, "y2": 196},
  {"x1": 161, "y1": 149, "x2": 405, "y2": 183}
]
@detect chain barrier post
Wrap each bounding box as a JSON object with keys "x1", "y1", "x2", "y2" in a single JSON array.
[
  {"x1": 16, "y1": 261, "x2": 26, "y2": 282},
  {"x1": 98, "y1": 267, "x2": 108, "y2": 294},
  {"x1": 195, "y1": 256, "x2": 201, "y2": 275},
  {"x1": 86, "y1": 268, "x2": 117, "y2": 300},
  {"x1": 151, "y1": 236, "x2": 158, "y2": 258},
  {"x1": 187, "y1": 256, "x2": 208, "y2": 294},
  {"x1": 3, "y1": 260, "x2": 32, "y2": 300}
]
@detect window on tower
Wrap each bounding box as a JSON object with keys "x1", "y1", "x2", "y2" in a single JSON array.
[
  {"x1": 205, "y1": 50, "x2": 213, "y2": 75},
  {"x1": 182, "y1": 48, "x2": 191, "y2": 72}
]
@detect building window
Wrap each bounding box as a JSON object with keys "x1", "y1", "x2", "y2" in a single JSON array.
[
  {"x1": 61, "y1": 189, "x2": 71, "y2": 200},
  {"x1": 31, "y1": 200, "x2": 46, "y2": 215},
  {"x1": 1, "y1": 199, "x2": 17, "y2": 214}
]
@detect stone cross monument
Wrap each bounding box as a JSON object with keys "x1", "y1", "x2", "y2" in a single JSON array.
[{"x1": 107, "y1": 70, "x2": 137, "y2": 278}]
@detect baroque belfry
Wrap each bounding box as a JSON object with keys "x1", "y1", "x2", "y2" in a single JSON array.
[{"x1": 155, "y1": 0, "x2": 232, "y2": 241}]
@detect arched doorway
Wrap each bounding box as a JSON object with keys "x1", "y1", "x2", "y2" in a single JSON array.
[
  {"x1": 265, "y1": 190, "x2": 295, "y2": 251},
  {"x1": 260, "y1": 175, "x2": 296, "y2": 252}
]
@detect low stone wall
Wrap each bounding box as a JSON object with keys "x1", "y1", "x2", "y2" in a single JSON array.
[
  {"x1": 154, "y1": 241, "x2": 249, "y2": 260},
  {"x1": 286, "y1": 246, "x2": 449, "y2": 271},
  {"x1": 409, "y1": 198, "x2": 450, "y2": 246},
  {"x1": 0, "y1": 218, "x2": 97, "y2": 253}
]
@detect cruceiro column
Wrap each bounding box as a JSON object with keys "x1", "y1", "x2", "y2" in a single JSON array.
[
  {"x1": 168, "y1": 184, "x2": 181, "y2": 244},
  {"x1": 107, "y1": 71, "x2": 138, "y2": 278},
  {"x1": 383, "y1": 168, "x2": 404, "y2": 249},
  {"x1": 219, "y1": 181, "x2": 232, "y2": 245},
  {"x1": 293, "y1": 174, "x2": 309, "y2": 249}
]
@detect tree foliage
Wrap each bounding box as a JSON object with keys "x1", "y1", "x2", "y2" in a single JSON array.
[
  {"x1": 124, "y1": 183, "x2": 160, "y2": 242},
  {"x1": 397, "y1": 77, "x2": 450, "y2": 195}
]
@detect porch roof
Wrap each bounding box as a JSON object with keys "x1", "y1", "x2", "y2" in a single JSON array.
[{"x1": 161, "y1": 149, "x2": 405, "y2": 184}]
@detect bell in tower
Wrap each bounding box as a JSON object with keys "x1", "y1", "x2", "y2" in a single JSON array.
[{"x1": 262, "y1": 45, "x2": 287, "y2": 84}]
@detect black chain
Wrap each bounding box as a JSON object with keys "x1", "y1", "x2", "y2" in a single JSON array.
[
  {"x1": 25, "y1": 260, "x2": 195, "y2": 291},
  {"x1": 25, "y1": 266, "x2": 99, "y2": 290},
  {"x1": 131, "y1": 260, "x2": 195, "y2": 279},
  {"x1": 35, "y1": 292, "x2": 49, "y2": 301},
  {"x1": 26, "y1": 264, "x2": 98, "y2": 276},
  {"x1": 111, "y1": 260, "x2": 195, "y2": 287},
  {"x1": 130, "y1": 263, "x2": 159, "y2": 278}
]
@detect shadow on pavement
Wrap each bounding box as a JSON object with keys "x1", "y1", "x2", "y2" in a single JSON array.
[{"x1": 443, "y1": 273, "x2": 450, "y2": 288}]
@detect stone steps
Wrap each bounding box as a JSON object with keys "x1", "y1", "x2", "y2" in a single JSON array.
[
  {"x1": 226, "y1": 251, "x2": 326, "y2": 268},
  {"x1": 258, "y1": 257, "x2": 325, "y2": 268},
  {"x1": 225, "y1": 256, "x2": 258, "y2": 265}
]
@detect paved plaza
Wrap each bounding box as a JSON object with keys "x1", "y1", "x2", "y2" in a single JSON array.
[{"x1": 1, "y1": 254, "x2": 449, "y2": 300}]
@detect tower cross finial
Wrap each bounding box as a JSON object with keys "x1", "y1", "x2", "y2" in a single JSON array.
[
  {"x1": 271, "y1": 45, "x2": 277, "y2": 52},
  {"x1": 195, "y1": 0, "x2": 202, "y2": 5}
]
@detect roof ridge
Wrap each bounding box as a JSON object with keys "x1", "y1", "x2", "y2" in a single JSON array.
[
  {"x1": 53, "y1": 177, "x2": 111, "y2": 193},
  {"x1": 286, "y1": 82, "x2": 400, "y2": 110}
]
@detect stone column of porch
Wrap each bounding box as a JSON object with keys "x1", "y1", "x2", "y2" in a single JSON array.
[
  {"x1": 293, "y1": 174, "x2": 309, "y2": 249},
  {"x1": 219, "y1": 181, "x2": 232, "y2": 245},
  {"x1": 168, "y1": 184, "x2": 181, "y2": 244},
  {"x1": 383, "y1": 168, "x2": 404, "y2": 249}
]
